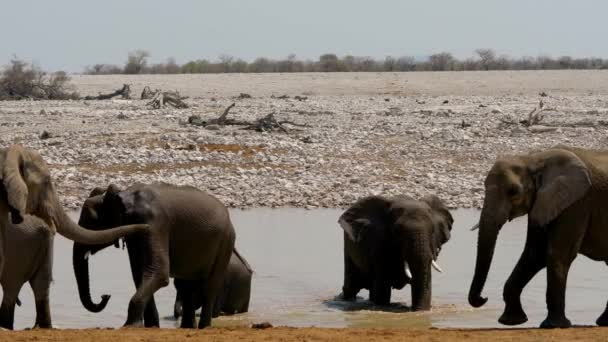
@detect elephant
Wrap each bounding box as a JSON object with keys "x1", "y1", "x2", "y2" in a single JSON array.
[
  {"x1": 338, "y1": 194, "x2": 453, "y2": 310},
  {"x1": 173, "y1": 249, "x2": 252, "y2": 319},
  {"x1": 73, "y1": 183, "x2": 236, "y2": 329},
  {"x1": 0, "y1": 145, "x2": 149, "y2": 329},
  {"x1": 468, "y1": 145, "x2": 608, "y2": 328},
  {"x1": 0, "y1": 215, "x2": 53, "y2": 329}
]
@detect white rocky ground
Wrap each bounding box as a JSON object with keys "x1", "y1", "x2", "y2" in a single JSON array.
[{"x1": 1, "y1": 71, "x2": 608, "y2": 210}]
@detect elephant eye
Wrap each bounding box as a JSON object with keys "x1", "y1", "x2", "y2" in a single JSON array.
[{"x1": 507, "y1": 185, "x2": 520, "y2": 197}]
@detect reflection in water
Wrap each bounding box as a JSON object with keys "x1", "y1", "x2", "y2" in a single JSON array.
[{"x1": 5, "y1": 208, "x2": 608, "y2": 330}]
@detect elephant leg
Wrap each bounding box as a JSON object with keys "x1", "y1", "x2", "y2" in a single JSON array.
[
  {"x1": 124, "y1": 270, "x2": 169, "y2": 328},
  {"x1": 212, "y1": 289, "x2": 224, "y2": 318},
  {"x1": 0, "y1": 286, "x2": 20, "y2": 330},
  {"x1": 197, "y1": 280, "x2": 223, "y2": 329},
  {"x1": 126, "y1": 241, "x2": 160, "y2": 328},
  {"x1": 540, "y1": 219, "x2": 584, "y2": 329},
  {"x1": 176, "y1": 279, "x2": 196, "y2": 329},
  {"x1": 143, "y1": 296, "x2": 159, "y2": 328},
  {"x1": 123, "y1": 243, "x2": 169, "y2": 328},
  {"x1": 173, "y1": 281, "x2": 183, "y2": 319},
  {"x1": 198, "y1": 248, "x2": 233, "y2": 329},
  {"x1": 369, "y1": 270, "x2": 391, "y2": 306},
  {"x1": 540, "y1": 253, "x2": 577, "y2": 328},
  {"x1": 500, "y1": 228, "x2": 547, "y2": 326},
  {"x1": 30, "y1": 278, "x2": 52, "y2": 328},
  {"x1": 596, "y1": 302, "x2": 608, "y2": 326},
  {"x1": 31, "y1": 239, "x2": 53, "y2": 329},
  {"x1": 342, "y1": 254, "x2": 361, "y2": 301}
]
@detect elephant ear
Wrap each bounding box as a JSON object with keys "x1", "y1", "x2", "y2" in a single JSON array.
[
  {"x1": 528, "y1": 149, "x2": 591, "y2": 228},
  {"x1": 338, "y1": 196, "x2": 390, "y2": 242},
  {"x1": 101, "y1": 184, "x2": 126, "y2": 223},
  {"x1": 88, "y1": 187, "x2": 106, "y2": 198},
  {"x1": 116, "y1": 187, "x2": 154, "y2": 221},
  {"x1": 422, "y1": 195, "x2": 453, "y2": 243},
  {"x1": 2, "y1": 145, "x2": 28, "y2": 218}
]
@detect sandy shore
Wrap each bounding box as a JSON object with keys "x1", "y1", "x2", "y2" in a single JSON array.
[
  {"x1": 2, "y1": 71, "x2": 608, "y2": 211},
  {"x1": 3, "y1": 327, "x2": 607, "y2": 342}
]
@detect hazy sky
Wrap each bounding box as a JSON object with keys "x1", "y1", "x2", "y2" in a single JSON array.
[{"x1": 1, "y1": 0, "x2": 607, "y2": 71}]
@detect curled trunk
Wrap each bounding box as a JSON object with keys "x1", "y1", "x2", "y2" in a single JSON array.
[{"x1": 72, "y1": 243, "x2": 110, "y2": 312}]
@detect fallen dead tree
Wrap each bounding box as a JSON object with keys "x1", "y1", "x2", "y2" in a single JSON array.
[
  {"x1": 242, "y1": 112, "x2": 310, "y2": 133},
  {"x1": 84, "y1": 84, "x2": 131, "y2": 100},
  {"x1": 140, "y1": 85, "x2": 160, "y2": 100},
  {"x1": 520, "y1": 99, "x2": 546, "y2": 126},
  {"x1": 498, "y1": 99, "x2": 553, "y2": 128},
  {"x1": 147, "y1": 90, "x2": 189, "y2": 109},
  {"x1": 187, "y1": 103, "x2": 309, "y2": 133}
]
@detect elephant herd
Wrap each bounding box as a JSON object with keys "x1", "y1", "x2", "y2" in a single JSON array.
[{"x1": 0, "y1": 144, "x2": 608, "y2": 330}]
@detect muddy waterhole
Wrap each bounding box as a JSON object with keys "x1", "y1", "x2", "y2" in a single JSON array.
[{"x1": 7, "y1": 208, "x2": 608, "y2": 329}]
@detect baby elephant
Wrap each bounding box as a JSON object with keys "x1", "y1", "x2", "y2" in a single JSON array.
[
  {"x1": 173, "y1": 249, "x2": 252, "y2": 319},
  {"x1": 0, "y1": 215, "x2": 53, "y2": 330},
  {"x1": 339, "y1": 194, "x2": 453, "y2": 310}
]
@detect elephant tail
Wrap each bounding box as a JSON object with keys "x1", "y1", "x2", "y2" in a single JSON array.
[{"x1": 233, "y1": 248, "x2": 253, "y2": 274}]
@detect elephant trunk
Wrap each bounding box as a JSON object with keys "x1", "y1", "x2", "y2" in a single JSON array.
[
  {"x1": 72, "y1": 242, "x2": 110, "y2": 312},
  {"x1": 468, "y1": 197, "x2": 507, "y2": 308},
  {"x1": 50, "y1": 190, "x2": 147, "y2": 245}
]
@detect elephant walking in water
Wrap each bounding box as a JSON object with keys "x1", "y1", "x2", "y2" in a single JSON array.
[
  {"x1": 339, "y1": 194, "x2": 453, "y2": 310},
  {"x1": 0, "y1": 145, "x2": 148, "y2": 329},
  {"x1": 469, "y1": 145, "x2": 608, "y2": 328},
  {"x1": 73, "y1": 183, "x2": 235, "y2": 329}
]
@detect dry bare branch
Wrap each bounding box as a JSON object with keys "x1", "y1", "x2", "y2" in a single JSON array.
[
  {"x1": 141, "y1": 85, "x2": 160, "y2": 100},
  {"x1": 84, "y1": 84, "x2": 131, "y2": 100},
  {"x1": 147, "y1": 90, "x2": 188, "y2": 109}
]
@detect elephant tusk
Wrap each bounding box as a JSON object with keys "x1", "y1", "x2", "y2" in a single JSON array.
[
  {"x1": 431, "y1": 260, "x2": 443, "y2": 273},
  {"x1": 404, "y1": 262, "x2": 413, "y2": 279},
  {"x1": 84, "y1": 251, "x2": 90, "y2": 260},
  {"x1": 470, "y1": 222, "x2": 480, "y2": 231},
  {"x1": 338, "y1": 217, "x2": 357, "y2": 241}
]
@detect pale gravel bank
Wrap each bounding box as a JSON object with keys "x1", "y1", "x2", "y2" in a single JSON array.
[{"x1": 1, "y1": 71, "x2": 608, "y2": 210}]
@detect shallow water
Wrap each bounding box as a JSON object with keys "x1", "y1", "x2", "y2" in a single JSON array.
[{"x1": 7, "y1": 208, "x2": 608, "y2": 329}]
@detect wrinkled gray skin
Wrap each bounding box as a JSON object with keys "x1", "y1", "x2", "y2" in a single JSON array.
[
  {"x1": 339, "y1": 194, "x2": 453, "y2": 310},
  {"x1": 469, "y1": 146, "x2": 608, "y2": 328},
  {"x1": 73, "y1": 183, "x2": 235, "y2": 329},
  {"x1": 0, "y1": 145, "x2": 149, "y2": 330},
  {"x1": 173, "y1": 249, "x2": 252, "y2": 319},
  {"x1": 0, "y1": 215, "x2": 53, "y2": 330}
]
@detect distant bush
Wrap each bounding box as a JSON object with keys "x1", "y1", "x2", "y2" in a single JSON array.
[
  {"x1": 84, "y1": 63, "x2": 125, "y2": 75},
  {"x1": 124, "y1": 49, "x2": 150, "y2": 74},
  {"x1": 83, "y1": 49, "x2": 608, "y2": 75},
  {"x1": 0, "y1": 58, "x2": 79, "y2": 100}
]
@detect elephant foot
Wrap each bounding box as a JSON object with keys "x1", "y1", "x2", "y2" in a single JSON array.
[
  {"x1": 180, "y1": 316, "x2": 196, "y2": 329},
  {"x1": 338, "y1": 292, "x2": 356, "y2": 302},
  {"x1": 411, "y1": 302, "x2": 431, "y2": 312},
  {"x1": 32, "y1": 323, "x2": 53, "y2": 329},
  {"x1": 498, "y1": 312, "x2": 528, "y2": 326},
  {"x1": 540, "y1": 316, "x2": 571, "y2": 329},
  {"x1": 341, "y1": 285, "x2": 359, "y2": 301},
  {"x1": 596, "y1": 312, "x2": 608, "y2": 326},
  {"x1": 498, "y1": 303, "x2": 528, "y2": 326},
  {"x1": 122, "y1": 320, "x2": 144, "y2": 329}
]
